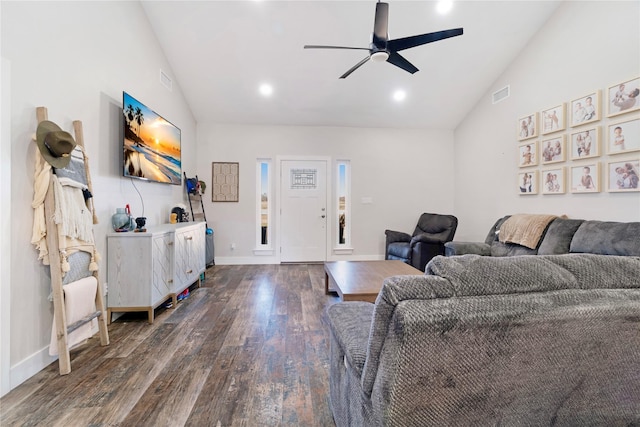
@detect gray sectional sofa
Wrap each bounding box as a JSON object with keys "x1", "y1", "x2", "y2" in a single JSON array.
[
  {"x1": 326, "y1": 217, "x2": 640, "y2": 426},
  {"x1": 444, "y1": 215, "x2": 640, "y2": 257}
]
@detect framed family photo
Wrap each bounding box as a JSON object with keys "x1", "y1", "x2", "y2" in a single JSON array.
[
  {"x1": 570, "y1": 162, "x2": 600, "y2": 193},
  {"x1": 541, "y1": 167, "x2": 565, "y2": 195},
  {"x1": 607, "y1": 159, "x2": 639, "y2": 192},
  {"x1": 607, "y1": 77, "x2": 640, "y2": 117},
  {"x1": 607, "y1": 117, "x2": 640, "y2": 155},
  {"x1": 518, "y1": 170, "x2": 538, "y2": 195},
  {"x1": 540, "y1": 135, "x2": 566, "y2": 164},
  {"x1": 570, "y1": 127, "x2": 600, "y2": 160},
  {"x1": 541, "y1": 104, "x2": 566, "y2": 135},
  {"x1": 518, "y1": 141, "x2": 538, "y2": 167},
  {"x1": 570, "y1": 91, "x2": 600, "y2": 127},
  {"x1": 517, "y1": 113, "x2": 538, "y2": 141}
]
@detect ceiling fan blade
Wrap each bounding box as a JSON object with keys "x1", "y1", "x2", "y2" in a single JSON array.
[
  {"x1": 387, "y1": 28, "x2": 463, "y2": 52},
  {"x1": 339, "y1": 56, "x2": 371, "y2": 79},
  {"x1": 372, "y1": 2, "x2": 389, "y2": 45},
  {"x1": 386, "y1": 51, "x2": 419, "y2": 74},
  {"x1": 304, "y1": 45, "x2": 370, "y2": 51}
]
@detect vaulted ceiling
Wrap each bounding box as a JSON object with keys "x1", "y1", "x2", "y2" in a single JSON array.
[{"x1": 141, "y1": 1, "x2": 561, "y2": 129}]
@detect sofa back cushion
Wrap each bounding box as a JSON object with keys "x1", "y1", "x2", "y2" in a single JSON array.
[
  {"x1": 488, "y1": 216, "x2": 539, "y2": 257},
  {"x1": 374, "y1": 290, "x2": 640, "y2": 426},
  {"x1": 570, "y1": 220, "x2": 640, "y2": 256},
  {"x1": 537, "y1": 218, "x2": 585, "y2": 255},
  {"x1": 360, "y1": 254, "x2": 640, "y2": 397}
]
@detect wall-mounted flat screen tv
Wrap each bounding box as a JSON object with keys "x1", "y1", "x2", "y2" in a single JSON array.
[{"x1": 123, "y1": 91, "x2": 181, "y2": 185}]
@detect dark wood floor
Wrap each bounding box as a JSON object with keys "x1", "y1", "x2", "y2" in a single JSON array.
[{"x1": 1, "y1": 264, "x2": 340, "y2": 426}]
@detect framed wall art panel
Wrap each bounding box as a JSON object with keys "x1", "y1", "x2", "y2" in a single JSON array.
[
  {"x1": 607, "y1": 117, "x2": 640, "y2": 155},
  {"x1": 570, "y1": 127, "x2": 600, "y2": 160},
  {"x1": 570, "y1": 162, "x2": 600, "y2": 193},
  {"x1": 607, "y1": 77, "x2": 640, "y2": 117},
  {"x1": 541, "y1": 167, "x2": 565, "y2": 195},
  {"x1": 540, "y1": 135, "x2": 566, "y2": 165},
  {"x1": 212, "y1": 162, "x2": 239, "y2": 202},
  {"x1": 570, "y1": 90, "x2": 600, "y2": 127},
  {"x1": 606, "y1": 158, "x2": 639, "y2": 192},
  {"x1": 517, "y1": 113, "x2": 538, "y2": 141},
  {"x1": 541, "y1": 103, "x2": 566, "y2": 135}
]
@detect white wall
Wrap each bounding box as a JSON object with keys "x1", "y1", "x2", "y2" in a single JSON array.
[
  {"x1": 196, "y1": 123, "x2": 455, "y2": 263},
  {"x1": 1, "y1": 56, "x2": 12, "y2": 396},
  {"x1": 1, "y1": 1, "x2": 197, "y2": 392},
  {"x1": 453, "y1": 1, "x2": 640, "y2": 241}
]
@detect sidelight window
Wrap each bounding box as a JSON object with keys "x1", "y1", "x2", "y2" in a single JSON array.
[
  {"x1": 336, "y1": 160, "x2": 351, "y2": 247},
  {"x1": 256, "y1": 159, "x2": 271, "y2": 247}
]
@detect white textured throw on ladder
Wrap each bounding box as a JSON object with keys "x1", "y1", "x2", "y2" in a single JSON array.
[{"x1": 49, "y1": 276, "x2": 98, "y2": 356}]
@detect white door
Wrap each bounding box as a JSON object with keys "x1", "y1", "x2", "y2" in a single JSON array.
[{"x1": 280, "y1": 160, "x2": 327, "y2": 262}]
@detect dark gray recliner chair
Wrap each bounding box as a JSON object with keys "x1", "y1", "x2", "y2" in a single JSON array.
[{"x1": 385, "y1": 213, "x2": 458, "y2": 272}]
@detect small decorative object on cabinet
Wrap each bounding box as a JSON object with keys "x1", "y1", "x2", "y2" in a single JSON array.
[{"x1": 107, "y1": 222, "x2": 206, "y2": 323}]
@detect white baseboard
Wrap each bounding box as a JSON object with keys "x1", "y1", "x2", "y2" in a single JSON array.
[
  {"x1": 214, "y1": 254, "x2": 384, "y2": 265},
  {"x1": 214, "y1": 256, "x2": 279, "y2": 265},
  {"x1": 10, "y1": 346, "x2": 57, "y2": 392}
]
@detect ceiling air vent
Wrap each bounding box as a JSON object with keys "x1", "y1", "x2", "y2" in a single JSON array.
[
  {"x1": 160, "y1": 69, "x2": 172, "y2": 91},
  {"x1": 492, "y1": 85, "x2": 510, "y2": 104}
]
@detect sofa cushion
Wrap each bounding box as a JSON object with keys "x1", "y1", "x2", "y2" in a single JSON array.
[
  {"x1": 359, "y1": 253, "x2": 640, "y2": 399},
  {"x1": 426, "y1": 253, "x2": 640, "y2": 294},
  {"x1": 498, "y1": 214, "x2": 557, "y2": 249},
  {"x1": 537, "y1": 218, "x2": 585, "y2": 255},
  {"x1": 570, "y1": 221, "x2": 640, "y2": 256},
  {"x1": 490, "y1": 216, "x2": 538, "y2": 256},
  {"x1": 490, "y1": 241, "x2": 537, "y2": 257},
  {"x1": 326, "y1": 301, "x2": 374, "y2": 378}
]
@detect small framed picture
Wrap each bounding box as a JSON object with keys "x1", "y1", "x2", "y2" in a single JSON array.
[
  {"x1": 570, "y1": 162, "x2": 600, "y2": 193},
  {"x1": 212, "y1": 162, "x2": 239, "y2": 202},
  {"x1": 570, "y1": 127, "x2": 600, "y2": 160},
  {"x1": 607, "y1": 77, "x2": 640, "y2": 117},
  {"x1": 570, "y1": 91, "x2": 600, "y2": 127},
  {"x1": 518, "y1": 170, "x2": 538, "y2": 195},
  {"x1": 541, "y1": 167, "x2": 565, "y2": 195},
  {"x1": 607, "y1": 159, "x2": 640, "y2": 192},
  {"x1": 607, "y1": 117, "x2": 640, "y2": 155},
  {"x1": 517, "y1": 113, "x2": 538, "y2": 141},
  {"x1": 541, "y1": 104, "x2": 566, "y2": 135},
  {"x1": 540, "y1": 135, "x2": 566, "y2": 164},
  {"x1": 518, "y1": 141, "x2": 538, "y2": 167}
]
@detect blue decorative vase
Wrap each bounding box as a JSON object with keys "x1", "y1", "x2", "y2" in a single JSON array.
[{"x1": 112, "y1": 208, "x2": 133, "y2": 232}]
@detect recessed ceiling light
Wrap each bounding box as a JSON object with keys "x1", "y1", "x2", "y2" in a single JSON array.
[
  {"x1": 436, "y1": 0, "x2": 453, "y2": 15},
  {"x1": 259, "y1": 83, "x2": 273, "y2": 97},
  {"x1": 393, "y1": 90, "x2": 406, "y2": 102}
]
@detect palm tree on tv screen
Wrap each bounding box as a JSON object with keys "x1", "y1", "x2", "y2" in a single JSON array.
[
  {"x1": 134, "y1": 107, "x2": 144, "y2": 140},
  {"x1": 125, "y1": 104, "x2": 134, "y2": 128}
]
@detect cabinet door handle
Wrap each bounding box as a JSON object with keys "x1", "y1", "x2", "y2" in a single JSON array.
[
  {"x1": 168, "y1": 279, "x2": 173, "y2": 283},
  {"x1": 168, "y1": 242, "x2": 174, "y2": 246},
  {"x1": 185, "y1": 236, "x2": 193, "y2": 241},
  {"x1": 186, "y1": 269, "x2": 193, "y2": 274}
]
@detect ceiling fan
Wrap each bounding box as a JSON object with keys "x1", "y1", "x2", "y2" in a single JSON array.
[{"x1": 304, "y1": 1, "x2": 463, "y2": 79}]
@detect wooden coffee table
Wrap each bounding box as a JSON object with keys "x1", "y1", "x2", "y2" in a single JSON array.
[{"x1": 324, "y1": 260, "x2": 422, "y2": 303}]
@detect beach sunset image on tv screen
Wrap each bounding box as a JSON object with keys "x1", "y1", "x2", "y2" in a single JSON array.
[{"x1": 123, "y1": 92, "x2": 181, "y2": 185}]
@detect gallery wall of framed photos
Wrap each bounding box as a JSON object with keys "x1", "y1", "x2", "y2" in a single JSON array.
[{"x1": 517, "y1": 76, "x2": 640, "y2": 195}]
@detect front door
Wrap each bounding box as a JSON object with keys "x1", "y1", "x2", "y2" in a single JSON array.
[{"x1": 280, "y1": 160, "x2": 327, "y2": 262}]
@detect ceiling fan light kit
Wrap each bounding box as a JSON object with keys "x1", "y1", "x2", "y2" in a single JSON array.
[
  {"x1": 370, "y1": 51, "x2": 389, "y2": 62},
  {"x1": 304, "y1": 1, "x2": 463, "y2": 79}
]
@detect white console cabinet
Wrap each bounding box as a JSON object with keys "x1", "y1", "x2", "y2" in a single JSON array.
[{"x1": 107, "y1": 222, "x2": 206, "y2": 323}]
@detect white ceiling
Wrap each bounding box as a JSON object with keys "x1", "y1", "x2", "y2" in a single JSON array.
[{"x1": 141, "y1": 1, "x2": 561, "y2": 130}]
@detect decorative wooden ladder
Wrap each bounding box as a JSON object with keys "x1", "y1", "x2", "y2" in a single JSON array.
[
  {"x1": 36, "y1": 107, "x2": 109, "y2": 375},
  {"x1": 184, "y1": 172, "x2": 208, "y2": 225}
]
